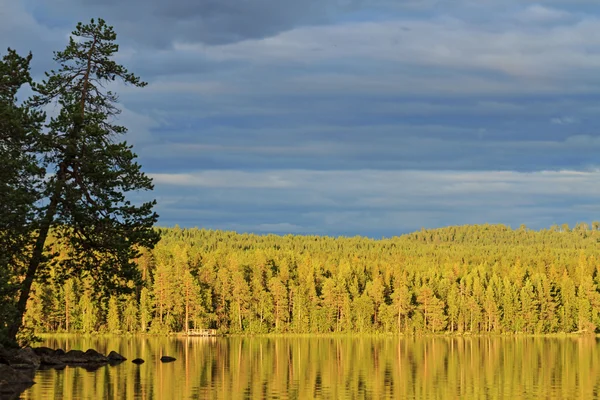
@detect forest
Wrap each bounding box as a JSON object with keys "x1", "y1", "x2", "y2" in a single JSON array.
[{"x1": 22, "y1": 223, "x2": 600, "y2": 335}]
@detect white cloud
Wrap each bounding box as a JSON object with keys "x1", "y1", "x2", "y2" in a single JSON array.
[
  {"x1": 517, "y1": 5, "x2": 570, "y2": 23},
  {"x1": 550, "y1": 116, "x2": 578, "y2": 124},
  {"x1": 151, "y1": 168, "x2": 600, "y2": 234},
  {"x1": 150, "y1": 171, "x2": 294, "y2": 188},
  {"x1": 151, "y1": 168, "x2": 600, "y2": 197}
]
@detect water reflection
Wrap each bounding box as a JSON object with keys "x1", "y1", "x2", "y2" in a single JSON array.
[{"x1": 21, "y1": 336, "x2": 600, "y2": 399}]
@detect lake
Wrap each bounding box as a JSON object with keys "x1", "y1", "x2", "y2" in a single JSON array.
[{"x1": 20, "y1": 335, "x2": 600, "y2": 399}]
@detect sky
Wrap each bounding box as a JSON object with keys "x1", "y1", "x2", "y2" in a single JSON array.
[{"x1": 3, "y1": 0, "x2": 600, "y2": 237}]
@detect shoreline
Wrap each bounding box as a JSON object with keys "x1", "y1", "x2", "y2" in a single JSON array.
[{"x1": 33, "y1": 331, "x2": 600, "y2": 339}]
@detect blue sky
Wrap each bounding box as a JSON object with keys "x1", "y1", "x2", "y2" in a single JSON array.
[{"x1": 3, "y1": 0, "x2": 600, "y2": 237}]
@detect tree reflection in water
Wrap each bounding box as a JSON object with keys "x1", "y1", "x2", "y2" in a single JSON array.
[{"x1": 20, "y1": 335, "x2": 600, "y2": 399}]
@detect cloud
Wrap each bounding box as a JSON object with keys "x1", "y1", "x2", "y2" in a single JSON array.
[
  {"x1": 129, "y1": 121, "x2": 600, "y2": 174},
  {"x1": 564, "y1": 134, "x2": 600, "y2": 146},
  {"x1": 16, "y1": 0, "x2": 408, "y2": 48},
  {"x1": 517, "y1": 5, "x2": 571, "y2": 23},
  {"x1": 150, "y1": 168, "x2": 600, "y2": 235},
  {"x1": 550, "y1": 116, "x2": 578, "y2": 124},
  {"x1": 151, "y1": 169, "x2": 600, "y2": 196},
  {"x1": 5, "y1": 0, "x2": 600, "y2": 236},
  {"x1": 151, "y1": 171, "x2": 293, "y2": 188},
  {"x1": 194, "y1": 17, "x2": 600, "y2": 81}
]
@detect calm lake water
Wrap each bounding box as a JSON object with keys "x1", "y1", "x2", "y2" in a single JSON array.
[{"x1": 19, "y1": 335, "x2": 600, "y2": 399}]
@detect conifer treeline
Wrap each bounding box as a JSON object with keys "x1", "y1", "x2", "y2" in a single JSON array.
[{"x1": 23, "y1": 223, "x2": 600, "y2": 334}]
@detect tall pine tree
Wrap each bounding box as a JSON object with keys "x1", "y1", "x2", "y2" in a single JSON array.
[
  {"x1": 7, "y1": 19, "x2": 159, "y2": 342},
  {"x1": 0, "y1": 49, "x2": 44, "y2": 343}
]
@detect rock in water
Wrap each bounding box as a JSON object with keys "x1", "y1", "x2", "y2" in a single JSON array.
[
  {"x1": 32, "y1": 347, "x2": 55, "y2": 356},
  {"x1": 62, "y1": 349, "x2": 108, "y2": 364},
  {"x1": 107, "y1": 351, "x2": 127, "y2": 362},
  {"x1": 8, "y1": 348, "x2": 41, "y2": 369},
  {"x1": 160, "y1": 356, "x2": 176, "y2": 363},
  {"x1": 84, "y1": 349, "x2": 108, "y2": 363},
  {"x1": 132, "y1": 358, "x2": 145, "y2": 364},
  {"x1": 61, "y1": 349, "x2": 86, "y2": 364}
]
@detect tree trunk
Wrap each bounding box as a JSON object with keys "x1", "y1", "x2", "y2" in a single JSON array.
[
  {"x1": 65, "y1": 290, "x2": 70, "y2": 333},
  {"x1": 185, "y1": 286, "x2": 189, "y2": 333},
  {"x1": 7, "y1": 165, "x2": 65, "y2": 342}
]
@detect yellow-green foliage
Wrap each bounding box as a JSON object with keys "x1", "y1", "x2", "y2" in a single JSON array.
[{"x1": 23, "y1": 223, "x2": 600, "y2": 334}]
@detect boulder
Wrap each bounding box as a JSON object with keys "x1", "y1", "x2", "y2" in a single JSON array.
[
  {"x1": 132, "y1": 358, "x2": 145, "y2": 364},
  {"x1": 8, "y1": 348, "x2": 40, "y2": 369},
  {"x1": 160, "y1": 356, "x2": 176, "y2": 363},
  {"x1": 61, "y1": 349, "x2": 87, "y2": 364},
  {"x1": 107, "y1": 351, "x2": 127, "y2": 362},
  {"x1": 83, "y1": 349, "x2": 108, "y2": 363},
  {"x1": 32, "y1": 347, "x2": 55, "y2": 356}
]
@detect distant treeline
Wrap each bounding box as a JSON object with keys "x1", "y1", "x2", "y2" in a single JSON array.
[{"x1": 24, "y1": 223, "x2": 600, "y2": 335}]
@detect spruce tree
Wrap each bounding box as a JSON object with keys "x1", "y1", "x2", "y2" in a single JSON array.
[{"x1": 7, "y1": 19, "x2": 159, "y2": 341}]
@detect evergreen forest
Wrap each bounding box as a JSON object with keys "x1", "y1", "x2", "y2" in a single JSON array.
[{"x1": 23, "y1": 223, "x2": 600, "y2": 336}]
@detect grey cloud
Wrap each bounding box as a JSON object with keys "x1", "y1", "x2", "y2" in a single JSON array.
[
  {"x1": 18, "y1": 0, "x2": 564, "y2": 51},
  {"x1": 26, "y1": 0, "x2": 396, "y2": 47},
  {"x1": 195, "y1": 17, "x2": 600, "y2": 82},
  {"x1": 130, "y1": 119, "x2": 600, "y2": 173}
]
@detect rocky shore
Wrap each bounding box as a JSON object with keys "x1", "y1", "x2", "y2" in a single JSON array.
[{"x1": 0, "y1": 345, "x2": 127, "y2": 399}]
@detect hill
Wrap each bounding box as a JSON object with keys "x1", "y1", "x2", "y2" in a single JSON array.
[{"x1": 24, "y1": 223, "x2": 600, "y2": 335}]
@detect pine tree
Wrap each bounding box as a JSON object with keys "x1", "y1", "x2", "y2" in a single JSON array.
[
  {"x1": 7, "y1": 19, "x2": 159, "y2": 341},
  {"x1": 392, "y1": 284, "x2": 413, "y2": 333},
  {"x1": 0, "y1": 49, "x2": 44, "y2": 342},
  {"x1": 107, "y1": 296, "x2": 120, "y2": 333},
  {"x1": 122, "y1": 294, "x2": 139, "y2": 333},
  {"x1": 139, "y1": 287, "x2": 153, "y2": 332},
  {"x1": 79, "y1": 290, "x2": 97, "y2": 333},
  {"x1": 268, "y1": 276, "x2": 288, "y2": 332},
  {"x1": 353, "y1": 293, "x2": 375, "y2": 332}
]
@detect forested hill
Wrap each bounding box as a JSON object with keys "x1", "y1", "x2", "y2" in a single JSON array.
[{"x1": 25, "y1": 223, "x2": 600, "y2": 335}]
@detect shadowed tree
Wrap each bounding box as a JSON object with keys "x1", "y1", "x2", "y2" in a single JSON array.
[
  {"x1": 106, "y1": 295, "x2": 120, "y2": 333},
  {"x1": 7, "y1": 19, "x2": 159, "y2": 342},
  {"x1": 0, "y1": 49, "x2": 44, "y2": 343}
]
